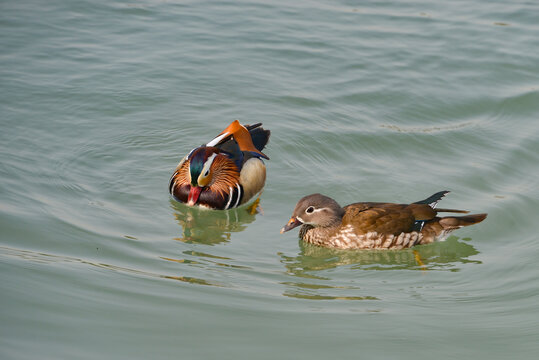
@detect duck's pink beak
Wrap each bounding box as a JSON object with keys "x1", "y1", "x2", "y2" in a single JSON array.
[
  {"x1": 280, "y1": 216, "x2": 303, "y2": 233},
  {"x1": 187, "y1": 186, "x2": 202, "y2": 206}
]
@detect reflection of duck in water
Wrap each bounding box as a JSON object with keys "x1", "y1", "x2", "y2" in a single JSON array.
[
  {"x1": 171, "y1": 200, "x2": 258, "y2": 245},
  {"x1": 169, "y1": 120, "x2": 270, "y2": 209},
  {"x1": 280, "y1": 236, "x2": 480, "y2": 274},
  {"x1": 281, "y1": 191, "x2": 487, "y2": 250},
  {"x1": 278, "y1": 237, "x2": 480, "y2": 301}
]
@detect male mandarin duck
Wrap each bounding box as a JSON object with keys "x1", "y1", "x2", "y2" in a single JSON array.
[
  {"x1": 280, "y1": 191, "x2": 487, "y2": 250},
  {"x1": 169, "y1": 120, "x2": 270, "y2": 209}
]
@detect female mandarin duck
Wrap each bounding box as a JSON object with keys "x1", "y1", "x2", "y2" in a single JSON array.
[
  {"x1": 169, "y1": 120, "x2": 270, "y2": 209},
  {"x1": 281, "y1": 191, "x2": 487, "y2": 250}
]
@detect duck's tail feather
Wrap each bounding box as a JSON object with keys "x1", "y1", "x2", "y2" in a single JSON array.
[
  {"x1": 413, "y1": 191, "x2": 449, "y2": 231},
  {"x1": 419, "y1": 213, "x2": 487, "y2": 243},
  {"x1": 414, "y1": 190, "x2": 450, "y2": 209},
  {"x1": 248, "y1": 126, "x2": 271, "y2": 152},
  {"x1": 435, "y1": 208, "x2": 470, "y2": 214},
  {"x1": 439, "y1": 213, "x2": 488, "y2": 228}
]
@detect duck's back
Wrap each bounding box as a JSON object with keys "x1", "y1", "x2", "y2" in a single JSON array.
[{"x1": 342, "y1": 202, "x2": 437, "y2": 235}]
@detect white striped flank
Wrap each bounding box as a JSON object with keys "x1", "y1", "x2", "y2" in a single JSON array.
[
  {"x1": 224, "y1": 186, "x2": 234, "y2": 210},
  {"x1": 233, "y1": 183, "x2": 242, "y2": 208},
  {"x1": 168, "y1": 171, "x2": 179, "y2": 194}
]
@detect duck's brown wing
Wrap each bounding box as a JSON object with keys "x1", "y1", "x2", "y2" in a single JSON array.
[{"x1": 342, "y1": 202, "x2": 438, "y2": 235}]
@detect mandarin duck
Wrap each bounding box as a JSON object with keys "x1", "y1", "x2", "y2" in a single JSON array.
[
  {"x1": 169, "y1": 120, "x2": 270, "y2": 209},
  {"x1": 280, "y1": 191, "x2": 487, "y2": 250}
]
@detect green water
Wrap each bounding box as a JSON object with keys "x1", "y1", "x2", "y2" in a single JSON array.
[{"x1": 1, "y1": 1, "x2": 539, "y2": 359}]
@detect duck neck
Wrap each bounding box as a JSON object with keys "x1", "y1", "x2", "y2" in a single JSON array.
[{"x1": 300, "y1": 223, "x2": 340, "y2": 246}]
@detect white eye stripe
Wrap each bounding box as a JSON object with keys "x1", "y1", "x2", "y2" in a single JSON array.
[
  {"x1": 200, "y1": 153, "x2": 218, "y2": 177},
  {"x1": 305, "y1": 207, "x2": 328, "y2": 213}
]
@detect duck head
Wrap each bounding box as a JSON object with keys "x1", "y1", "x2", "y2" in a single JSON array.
[
  {"x1": 187, "y1": 147, "x2": 220, "y2": 206},
  {"x1": 280, "y1": 193, "x2": 345, "y2": 233}
]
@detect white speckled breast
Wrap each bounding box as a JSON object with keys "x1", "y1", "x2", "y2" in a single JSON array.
[
  {"x1": 300, "y1": 224, "x2": 457, "y2": 250},
  {"x1": 328, "y1": 226, "x2": 422, "y2": 249}
]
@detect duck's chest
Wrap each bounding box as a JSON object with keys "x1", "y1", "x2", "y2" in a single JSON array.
[{"x1": 172, "y1": 183, "x2": 243, "y2": 210}]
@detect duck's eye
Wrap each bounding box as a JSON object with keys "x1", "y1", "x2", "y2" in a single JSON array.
[
  {"x1": 203, "y1": 169, "x2": 210, "y2": 177},
  {"x1": 306, "y1": 206, "x2": 315, "y2": 214}
]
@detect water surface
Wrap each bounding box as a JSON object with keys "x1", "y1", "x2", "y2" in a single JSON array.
[{"x1": 2, "y1": 1, "x2": 539, "y2": 359}]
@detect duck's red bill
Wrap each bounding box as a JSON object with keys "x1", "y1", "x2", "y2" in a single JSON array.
[{"x1": 187, "y1": 186, "x2": 202, "y2": 206}]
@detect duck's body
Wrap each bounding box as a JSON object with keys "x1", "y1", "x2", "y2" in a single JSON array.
[
  {"x1": 169, "y1": 120, "x2": 270, "y2": 209},
  {"x1": 281, "y1": 191, "x2": 487, "y2": 250}
]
